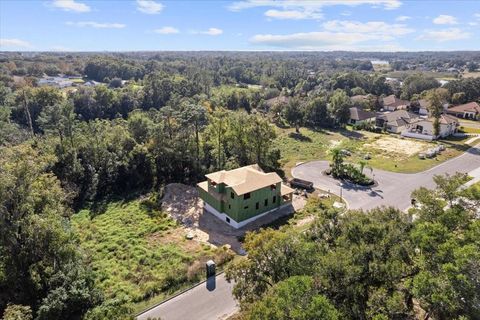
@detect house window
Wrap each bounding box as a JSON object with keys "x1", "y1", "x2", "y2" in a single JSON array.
[
  {"x1": 228, "y1": 204, "x2": 231, "y2": 209},
  {"x1": 226, "y1": 217, "x2": 230, "y2": 223},
  {"x1": 244, "y1": 193, "x2": 251, "y2": 200},
  {"x1": 273, "y1": 196, "x2": 276, "y2": 203},
  {"x1": 231, "y1": 192, "x2": 234, "y2": 199},
  {"x1": 264, "y1": 199, "x2": 268, "y2": 206},
  {"x1": 256, "y1": 202, "x2": 259, "y2": 210},
  {"x1": 244, "y1": 205, "x2": 249, "y2": 209}
]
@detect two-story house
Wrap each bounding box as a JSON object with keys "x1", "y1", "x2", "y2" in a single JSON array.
[{"x1": 197, "y1": 164, "x2": 293, "y2": 228}]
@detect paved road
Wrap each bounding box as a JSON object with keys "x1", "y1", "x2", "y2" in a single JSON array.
[
  {"x1": 137, "y1": 274, "x2": 238, "y2": 320},
  {"x1": 292, "y1": 144, "x2": 480, "y2": 211}
]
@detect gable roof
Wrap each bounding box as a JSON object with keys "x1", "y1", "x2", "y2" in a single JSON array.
[
  {"x1": 383, "y1": 94, "x2": 410, "y2": 108},
  {"x1": 378, "y1": 110, "x2": 418, "y2": 123},
  {"x1": 205, "y1": 164, "x2": 282, "y2": 195},
  {"x1": 349, "y1": 107, "x2": 376, "y2": 121},
  {"x1": 448, "y1": 102, "x2": 480, "y2": 114}
]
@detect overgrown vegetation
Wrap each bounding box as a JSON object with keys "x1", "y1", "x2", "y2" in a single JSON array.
[
  {"x1": 227, "y1": 174, "x2": 480, "y2": 320},
  {"x1": 72, "y1": 199, "x2": 233, "y2": 319}
]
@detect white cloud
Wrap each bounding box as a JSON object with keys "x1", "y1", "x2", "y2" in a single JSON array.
[
  {"x1": 51, "y1": 0, "x2": 90, "y2": 13},
  {"x1": 66, "y1": 21, "x2": 126, "y2": 29},
  {"x1": 0, "y1": 38, "x2": 32, "y2": 48},
  {"x1": 417, "y1": 28, "x2": 471, "y2": 42},
  {"x1": 395, "y1": 15, "x2": 411, "y2": 21},
  {"x1": 323, "y1": 20, "x2": 414, "y2": 37},
  {"x1": 191, "y1": 28, "x2": 223, "y2": 36},
  {"x1": 433, "y1": 15, "x2": 458, "y2": 25},
  {"x1": 475, "y1": 13, "x2": 480, "y2": 18},
  {"x1": 265, "y1": 9, "x2": 322, "y2": 20},
  {"x1": 340, "y1": 11, "x2": 352, "y2": 16},
  {"x1": 251, "y1": 31, "x2": 384, "y2": 49},
  {"x1": 229, "y1": 0, "x2": 402, "y2": 12},
  {"x1": 154, "y1": 26, "x2": 179, "y2": 34},
  {"x1": 250, "y1": 18, "x2": 415, "y2": 50},
  {"x1": 137, "y1": 0, "x2": 164, "y2": 14},
  {"x1": 250, "y1": 31, "x2": 405, "y2": 51}
]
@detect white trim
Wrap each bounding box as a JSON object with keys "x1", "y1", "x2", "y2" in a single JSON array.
[{"x1": 203, "y1": 202, "x2": 290, "y2": 229}]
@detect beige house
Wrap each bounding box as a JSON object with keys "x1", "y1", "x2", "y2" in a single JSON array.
[
  {"x1": 376, "y1": 110, "x2": 419, "y2": 133},
  {"x1": 402, "y1": 114, "x2": 458, "y2": 140},
  {"x1": 349, "y1": 107, "x2": 376, "y2": 125},
  {"x1": 382, "y1": 95, "x2": 410, "y2": 111},
  {"x1": 446, "y1": 102, "x2": 480, "y2": 120}
]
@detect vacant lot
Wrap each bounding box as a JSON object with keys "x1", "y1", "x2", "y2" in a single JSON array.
[
  {"x1": 365, "y1": 136, "x2": 429, "y2": 156},
  {"x1": 275, "y1": 126, "x2": 472, "y2": 174},
  {"x1": 72, "y1": 199, "x2": 233, "y2": 316}
]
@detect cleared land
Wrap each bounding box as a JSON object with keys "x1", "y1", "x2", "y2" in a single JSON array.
[{"x1": 275, "y1": 126, "x2": 472, "y2": 174}]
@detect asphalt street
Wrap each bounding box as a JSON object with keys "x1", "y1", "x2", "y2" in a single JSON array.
[
  {"x1": 292, "y1": 143, "x2": 480, "y2": 211},
  {"x1": 136, "y1": 273, "x2": 238, "y2": 320}
]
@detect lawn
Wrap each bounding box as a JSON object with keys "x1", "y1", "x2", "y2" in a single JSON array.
[
  {"x1": 275, "y1": 126, "x2": 472, "y2": 175},
  {"x1": 459, "y1": 126, "x2": 480, "y2": 134},
  {"x1": 72, "y1": 198, "x2": 233, "y2": 316},
  {"x1": 274, "y1": 126, "x2": 348, "y2": 177}
]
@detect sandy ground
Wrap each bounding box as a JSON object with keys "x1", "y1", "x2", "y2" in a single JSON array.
[
  {"x1": 364, "y1": 136, "x2": 429, "y2": 156},
  {"x1": 161, "y1": 183, "x2": 306, "y2": 253}
]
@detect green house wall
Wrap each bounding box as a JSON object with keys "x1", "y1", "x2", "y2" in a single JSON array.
[{"x1": 199, "y1": 180, "x2": 288, "y2": 223}]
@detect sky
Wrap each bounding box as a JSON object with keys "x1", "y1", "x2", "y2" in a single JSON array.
[{"x1": 0, "y1": 0, "x2": 479, "y2": 52}]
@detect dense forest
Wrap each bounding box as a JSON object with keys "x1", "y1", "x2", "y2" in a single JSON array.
[{"x1": 1, "y1": 51, "x2": 480, "y2": 319}]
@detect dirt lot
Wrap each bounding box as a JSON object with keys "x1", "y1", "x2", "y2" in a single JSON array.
[
  {"x1": 364, "y1": 136, "x2": 429, "y2": 156},
  {"x1": 161, "y1": 183, "x2": 306, "y2": 253}
]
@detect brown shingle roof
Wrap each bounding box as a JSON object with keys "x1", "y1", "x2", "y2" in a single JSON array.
[
  {"x1": 448, "y1": 102, "x2": 480, "y2": 114},
  {"x1": 383, "y1": 94, "x2": 410, "y2": 108},
  {"x1": 349, "y1": 107, "x2": 376, "y2": 121}
]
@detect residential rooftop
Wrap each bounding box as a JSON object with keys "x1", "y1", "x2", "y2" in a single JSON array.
[{"x1": 204, "y1": 164, "x2": 285, "y2": 196}]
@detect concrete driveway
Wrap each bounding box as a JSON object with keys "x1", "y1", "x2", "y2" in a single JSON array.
[
  {"x1": 137, "y1": 273, "x2": 238, "y2": 320},
  {"x1": 292, "y1": 143, "x2": 480, "y2": 211}
]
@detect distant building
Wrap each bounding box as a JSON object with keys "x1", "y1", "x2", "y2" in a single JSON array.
[
  {"x1": 382, "y1": 94, "x2": 410, "y2": 111},
  {"x1": 402, "y1": 114, "x2": 458, "y2": 140},
  {"x1": 197, "y1": 164, "x2": 293, "y2": 229},
  {"x1": 446, "y1": 102, "x2": 480, "y2": 120},
  {"x1": 349, "y1": 107, "x2": 376, "y2": 125},
  {"x1": 376, "y1": 110, "x2": 419, "y2": 133}
]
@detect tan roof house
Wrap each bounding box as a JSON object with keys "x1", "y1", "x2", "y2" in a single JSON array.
[
  {"x1": 349, "y1": 107, "x2": 376, "y2": 125},
  {"x1": 197, "y1": 164, "x2": 293, "y2": 228},
  {"x1": 376, "y1": 110, "x2": 419, "y2": 133},
  {"x1": 382, "y1": 94, "x2": 410, "y2": 111},
  {"x1": 403, "y1": 114, "x2": 458, "y2": 140},
  {"x1": 446, "y1": 102, "x2": 480, "y2": 120}
]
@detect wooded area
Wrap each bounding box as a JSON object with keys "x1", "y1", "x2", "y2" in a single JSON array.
[{"x1": 1, "y1": 51, "x2": 480, "y2": 319}]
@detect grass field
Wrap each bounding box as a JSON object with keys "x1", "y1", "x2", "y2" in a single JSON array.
[
  {"x1": 72, "y1": 199, "x2": 233, "y2": 316},
  {"x1": 275, "y1": 126, "x2": 472, "y2": 175},
  {"x1": 459, "y1": 126, "x2": 480, "y2": 134}
]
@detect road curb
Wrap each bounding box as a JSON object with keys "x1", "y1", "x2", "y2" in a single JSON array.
[{"x1": 135, "y1": 271, "x2": 226, "y2": 319}]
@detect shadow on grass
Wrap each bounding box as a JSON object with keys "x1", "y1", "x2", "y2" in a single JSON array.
[{"x1": 288, "y1": 132, "x2": 312, "y2": 142}]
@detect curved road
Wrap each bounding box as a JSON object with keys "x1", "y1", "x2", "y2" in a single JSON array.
[{"x1": 292, "y1": 143, "x2": 480, "y2": 211}]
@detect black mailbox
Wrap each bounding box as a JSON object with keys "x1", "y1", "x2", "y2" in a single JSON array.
[{"x1": 206, "y1": 260, "x2": 215, "y2": 278}]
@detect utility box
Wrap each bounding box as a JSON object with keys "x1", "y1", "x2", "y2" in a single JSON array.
[{"x1": 206, "y1": 260, "x2": 216, "y2": 278}]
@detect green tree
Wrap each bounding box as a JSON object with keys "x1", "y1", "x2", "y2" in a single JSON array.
[
  {"x1": 248, "y1": 276, "x2": 340, "y2": 320},
  {"x1": 284, "y1": 98, "x2": 305, "y2": 133},
  {"x1": 329, "y1": 89, "x2": 352, "y2": 126}
]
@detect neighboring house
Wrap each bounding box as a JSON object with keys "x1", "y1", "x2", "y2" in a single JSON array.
[
  {"x1": 376, "y1": 110, "x2": 419, "y2": 133},
  {"x1": 417, "y1": 99, "x2": 430, "y2": 116},
  {"x1": 402, "y1": 114, "x2": 458, "y2": 140},
  {"x1": 349, "y1": 107, "x2": 376, "y2": 125},
  {"x1": 197, "y1": 164, "x2": 294, "y2": 229},
  {"x1": 446, "y1": 102, "x2": 480, "y2": 120},
  {"x1": 382, "y1": 94, "x2": 410, "y2": 111}
]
